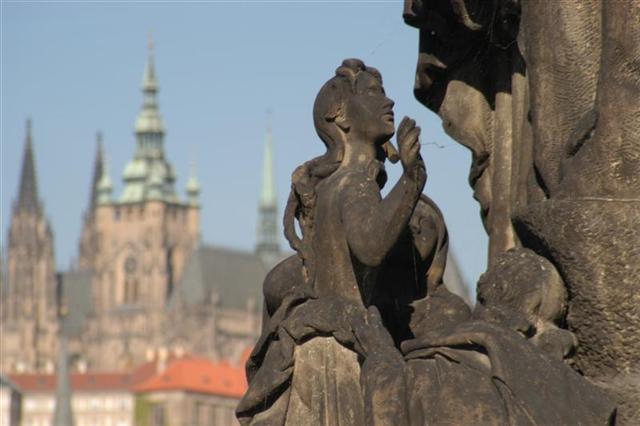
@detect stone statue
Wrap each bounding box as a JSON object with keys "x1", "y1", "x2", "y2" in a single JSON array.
[
  {"x1": 238, "y1": 58, "x2": 425, "y2": 425},
  {"x1": 237, "y1": 59, "x2": 615, "y2": 425},
  {"x1": 403, "y1": 0, "x2": 639, "y2": 421}
]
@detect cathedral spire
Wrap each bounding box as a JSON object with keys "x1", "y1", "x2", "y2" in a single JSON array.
[
  {"x1": 96, "y1": 154, "x2": 113, "y2": 205},
  {"x1": 256, "y1": 113, "x2": 279, "y2": 267},
  {"x1": 87, "y1": 132, "x2": 104, "y2": 213},
  {"x1": 121, "y1": 36, "x2": 179, "y2": 204},
  {"x1": 260, "y1": 115, "x2": 276, "y2": 208},
  {"x1": 16, "y1": 118, "x2": 41, "y2": 214},
  {"x1": 135, "y1": 33, "x2": 165, "y2": 144}
]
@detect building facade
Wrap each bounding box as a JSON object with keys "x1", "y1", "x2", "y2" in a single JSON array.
[
  {"x1": 1, "y1": 43, "x2": 278, "y2": 376},
  {"x1": 77, "y1": 44, "x2": 201, "y2": 371},
  {"x1": 9, "y1": 372, "x2": 134, "y2": 426}
]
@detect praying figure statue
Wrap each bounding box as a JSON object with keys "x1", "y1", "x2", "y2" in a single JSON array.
[
  {"x1": 237, "y1": 58, "x2": 425, "y2": 425},
  {"x1": 237, "y1": 59, "x2": 615, "y2": 426}
]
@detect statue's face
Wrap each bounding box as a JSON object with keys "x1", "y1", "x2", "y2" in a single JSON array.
[{"x1": 343, "y1": 72, "x2": 395, "y2": 144}]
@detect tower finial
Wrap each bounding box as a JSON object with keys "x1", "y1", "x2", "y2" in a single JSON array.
[{"x1": 148, "y1": 30, "x2": 154, "y2": 52}]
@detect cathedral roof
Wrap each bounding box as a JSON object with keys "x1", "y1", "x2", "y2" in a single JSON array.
[
  {"x1": 58, "y1": 270, "x2": 93, "y2": 338},
  {"x1": 171, "y1": 245, "x2": 272, "y2": 310}
]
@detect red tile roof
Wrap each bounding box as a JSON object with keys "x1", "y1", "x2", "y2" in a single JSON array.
[
  {"x1": 132, "y1": 356, "x2": 247, "y2": 398},
  {"x1": 8, "y1": 351, "x2": 250, "y2": 399},
  {"x1": 9, "y1": 373, "x2": 132, "y2": 393}
]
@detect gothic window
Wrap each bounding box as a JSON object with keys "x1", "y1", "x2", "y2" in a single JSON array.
[
  {"x1": 123, "y1": 256, "x2": 138, "y2": 304},
  {"x1": 166, "y1": 247, "x2": 174, "y2": 300}
]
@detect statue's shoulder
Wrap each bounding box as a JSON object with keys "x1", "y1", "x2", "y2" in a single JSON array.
[{"x1": 321, "y1": 169, "x2": 376, "y2": 201}]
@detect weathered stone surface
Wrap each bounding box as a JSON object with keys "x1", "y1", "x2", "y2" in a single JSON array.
[
  {"x1": 238, "y1": 59, "x2": 615, "y2": 425},
  {"x1": 515, "y1": 199, "x2": 640, "y2": 421},
  {"x1": 404, "y1": 0, "x2": 639, "y2": 421}
]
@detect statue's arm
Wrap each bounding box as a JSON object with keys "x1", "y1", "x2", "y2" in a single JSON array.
[
  {"x1": 340, "y1": 116, "x2": 426, "y2": 267},
  {"x1": 340, "y1": 170, "x2": 424, "y2": 267}
]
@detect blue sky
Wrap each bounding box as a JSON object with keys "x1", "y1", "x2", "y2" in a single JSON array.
[{"x1": 1, "y1": 1, "x2": 488, "y2": 290}]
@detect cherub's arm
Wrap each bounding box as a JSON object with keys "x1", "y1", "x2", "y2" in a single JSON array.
[{"x1": 340, "y1": 117, "x2": 426, "y2": 267}]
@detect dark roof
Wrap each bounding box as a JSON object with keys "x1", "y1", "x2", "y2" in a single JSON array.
[
  {"x1": 171, "y1": 245, "x2": 268, "y2": 310},
  {"x1": 59, "y1": 270, "x2": 93, "y2": 338}
]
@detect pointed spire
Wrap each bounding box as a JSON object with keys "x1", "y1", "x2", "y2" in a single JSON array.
[
  {"x1": 143, "y1": 32, "x2": 158, "y2": 93},
  {"x1": 135, "y1": 33, "x2": 164, "y2": 136},
  {"x1": 260, "y1": 111, "x2": 277, "y2": 208},
  {"x1": 96, "y1": 154, "x2": 113, "y2": 205},
  {"x1": 256, "y1": 112, "x2": 280, "y2": 267},
  {"x1": 87, "y1": 132, "x2": 104, "y2": 213},
  {"x1": 185, "y1": 160, "x2": 201, "y2": 207},
  {"x1": 122, "y1": 36, "x2": 180, "y2": 205},
  {"x1": 16, "y1": 118, "x2": 41, "y2": 214}
]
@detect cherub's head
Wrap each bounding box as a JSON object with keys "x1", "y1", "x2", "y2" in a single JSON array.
[
  {"x1": 475, "y1": 248, "x2": 567, "y2": 335},
  {"x1": 313, "y1": 59, "x2": 395, "y2": 161}
]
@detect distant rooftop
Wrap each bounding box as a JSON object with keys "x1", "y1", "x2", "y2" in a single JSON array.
[
  {"x1": 9, "y1": 352, "x2": 248, "y2": 399},
  {"x1": 133, "y1": 355, "x2": 247, "y2": 398}
]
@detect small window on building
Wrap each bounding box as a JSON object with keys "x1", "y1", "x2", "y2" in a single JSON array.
[{"x1": 151, "y1": 404, "x2": 166, "y2": 426}]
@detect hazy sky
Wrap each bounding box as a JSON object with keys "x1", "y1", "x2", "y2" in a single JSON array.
[{"x1": 1, "y1": 1, "x2": 488, "y2": 290}]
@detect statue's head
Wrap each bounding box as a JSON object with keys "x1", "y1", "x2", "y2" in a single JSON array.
[{"x1": 313, "y1": 59, "x2": 395, "y2": 161}]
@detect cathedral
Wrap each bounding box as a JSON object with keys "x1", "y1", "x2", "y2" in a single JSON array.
[
  {"x1": 1, "y1": 45, "x2": 276, "y2": 373},
  {"x1": 1, "y1": 44, "x2": 470, "y2": 376}
]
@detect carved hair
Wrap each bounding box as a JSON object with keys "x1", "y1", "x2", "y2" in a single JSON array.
[{"x1": 283, "y1": 59, "x2": 382, "y2": 285}]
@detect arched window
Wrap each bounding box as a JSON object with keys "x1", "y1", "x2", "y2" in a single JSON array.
[{"x1": 123, "y1": 256, "x2": 138, "y2": 304}]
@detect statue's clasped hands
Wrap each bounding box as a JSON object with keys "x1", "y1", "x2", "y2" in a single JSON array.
[{"x1": 397, "y1": 116, "x2": 426, "y2": 184}]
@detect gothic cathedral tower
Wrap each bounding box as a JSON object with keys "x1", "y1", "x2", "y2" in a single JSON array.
[
  {"x1": 78, "y1": 41, "x2": 200, "y2": 370},
  {"x1": 2, "y1": 119, "x2": 57, "y2": 373}
]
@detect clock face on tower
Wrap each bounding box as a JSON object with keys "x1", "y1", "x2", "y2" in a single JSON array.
[{"x1": 124, "y1": 256, "x2": 138, "y2": 274}]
